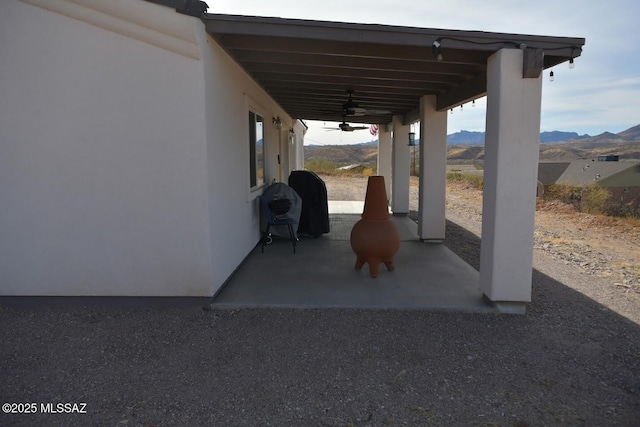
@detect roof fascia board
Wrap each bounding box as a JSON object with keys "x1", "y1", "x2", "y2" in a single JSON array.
[
  {"x1": 204, "y1": 14, "x2": 584, "y2": 58},
  {"x1": 145, "y1": 0, "x2": 208, "y2": 17}
]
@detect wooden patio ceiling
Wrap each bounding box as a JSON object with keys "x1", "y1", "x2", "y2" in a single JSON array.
[{"x1": 203, "y1": 14, "x2": 585, "y2": 125}]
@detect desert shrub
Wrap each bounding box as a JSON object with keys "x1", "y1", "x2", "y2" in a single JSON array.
[
  {"x1": 364, "y1": 163, "x2": 378, "y2": 175},
  {"x1": 305, "y1": 160, "x2": 378, "y2": 177},
  {"x1": 607, "y1": 201, "x2": 640, "y2": 219},
  {"x1": 580, "y1": 185, "x2": 612, "y2": 215},
  {"x1": 340, "y1": 163, "x2": 378, "y2": 176},
  {"x1": 544, "y1": 184, "x2": 629, "y2": 217},
  {"x1": 304, "y1": 158, "x2": 337, "y2": 174},
  {"x1": 545, "y1": 184, "x2": 583, "y2": 205},
  {"x1": 446, "y1": 171, "x2": 484, "y2": 189}
]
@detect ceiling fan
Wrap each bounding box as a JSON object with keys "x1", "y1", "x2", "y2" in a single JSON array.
[
  {"x1": 322, "y1": 115, "x2": 369, "y2": 132},
  {"x1": 341, "y1": 89, "x2": 391, "y2": 117}
]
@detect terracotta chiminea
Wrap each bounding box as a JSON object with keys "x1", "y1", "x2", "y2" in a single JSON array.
[{"x1": 350, "y1": 176, "x2": 400, "y2": 278}]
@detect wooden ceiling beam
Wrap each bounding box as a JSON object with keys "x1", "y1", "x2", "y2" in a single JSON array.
[
  {"x1": 232, "y1": 50, "x2": 486, "y2": 75},
  {"x1": 253, "y1": 72, "x2": 452, "y2": 92},
  {"x1": 242, "y1": 62, "x2": 471, "y2": 84}
]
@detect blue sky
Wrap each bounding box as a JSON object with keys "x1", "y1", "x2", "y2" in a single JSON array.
[{"x1": 211, "y1": 1, "x2": 640, "y2": 145}]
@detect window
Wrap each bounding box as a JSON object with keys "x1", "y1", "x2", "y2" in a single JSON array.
[{"x1": 249, "y1": 111, "x2": 265, "y2": 188}]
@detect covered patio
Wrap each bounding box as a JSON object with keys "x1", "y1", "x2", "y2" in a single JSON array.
[
  {"x1": 205, "y1": 13, "x2": 585, "y2": 313},
  {"x1": 213, "y1": 207, "x2": 495, "y2": 312}
]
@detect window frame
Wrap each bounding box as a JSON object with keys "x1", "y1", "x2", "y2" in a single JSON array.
[{"x1": 248, "y1": 109, "x2": 266, "y2": 191}]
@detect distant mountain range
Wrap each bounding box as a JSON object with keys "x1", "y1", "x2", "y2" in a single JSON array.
[
  {"x1": 448, "y1": 124, "x2": 640, "y2": 161},
  {"x1": 305, "y1": 124, "x2": 640, "y2": 164},
  {"x1": 446, "y1": 130, "x2": 590, "y2": 145},
  {"x1": 445, "y1": 125, "x2": 640, "y2": 145}
]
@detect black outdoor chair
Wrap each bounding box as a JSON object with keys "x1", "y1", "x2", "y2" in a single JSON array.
[{"x1": 259, "y1": 195, "x2": 296, "y2": 253}]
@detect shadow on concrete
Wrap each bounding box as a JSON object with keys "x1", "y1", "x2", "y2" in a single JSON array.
[{"x1": 212, "y1": 214, "x2": 493, "y2": 312}]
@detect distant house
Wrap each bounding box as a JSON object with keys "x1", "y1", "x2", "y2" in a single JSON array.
[
  {"x1": 538, "y1": 158, "x2": 640, "y2": 205},
  {"x1": 536, "y1": 162, "x2": 571, "y2": 197}
]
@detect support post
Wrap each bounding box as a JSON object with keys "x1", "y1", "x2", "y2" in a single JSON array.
[
  {"x1": 479, "y1": 48, "x2": 542, "y2": 314},
  {"x1": 418, "y1": 95, "x2": 447, "y2": 241},
  {"x1": 391, "y1": 115, "x2": 410, "y2": 214},
  {"x1": 377, "y1": 126, "x2": 392, "y2": 201}
]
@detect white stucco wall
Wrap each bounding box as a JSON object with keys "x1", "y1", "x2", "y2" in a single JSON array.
[
  {"x1": 0, "y1": 0, "x2": 302, "y2": 297},
  {"x1": 0, "y1": 0, "x2": 214, "y2": 296},
  {"x1": 197, "y1": 26, "x2": 297, "y2": 291}
]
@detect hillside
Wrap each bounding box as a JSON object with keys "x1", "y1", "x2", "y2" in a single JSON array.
[
  {"x1": 617, "y1": 124, "x2": 640, "y2": 140},
  {"x1": 306, "y1": 124, "x2": 640, "y2": 164},
  {"x1": 304, "y1": 143, "x2": 378, "y2": 165},
  {"x1": 539, "y1": 126, "x2": 640, "y2": 159}
]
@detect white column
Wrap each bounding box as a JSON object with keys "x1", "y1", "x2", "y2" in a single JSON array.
[
  {"x1": 418, "y1": 95, "x2": 447, "y2": 241},
  {"x1": 293, "y1": 120, "x2": 306, "y2": 171},
  {"x1": 480, "y1": 48, "x2": 542, "y2": 314},
  {"x1": 377, "y1": 126, "x2": 392, "y2": 201},
  {"x1": 391, "y1": 115, "x2": 410, "y2": 214}
]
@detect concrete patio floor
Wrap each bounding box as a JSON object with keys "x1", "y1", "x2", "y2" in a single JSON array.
[{"x1": 213, "y1": 202, "x2": 496, "y2": 312}]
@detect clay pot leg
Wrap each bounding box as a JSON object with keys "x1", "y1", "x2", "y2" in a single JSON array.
[
  {"x1": 354, "y1": 258, "x2": 366, "y2": 271},
  {"x1": 368, "y1": 259, "x2": 381, "y2": 278},
  {"x1": 384, "y1": 259, "x2": 395, "y2": 272}
]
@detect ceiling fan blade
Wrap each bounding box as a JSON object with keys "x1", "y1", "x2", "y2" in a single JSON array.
[{"x1": 338, "y1": 125, "x2": 369, "y2": 132}]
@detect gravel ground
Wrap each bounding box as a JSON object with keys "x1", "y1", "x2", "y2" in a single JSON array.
[{"x1": 1, "y1": 175, "x2": 639, "y2": 426}]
